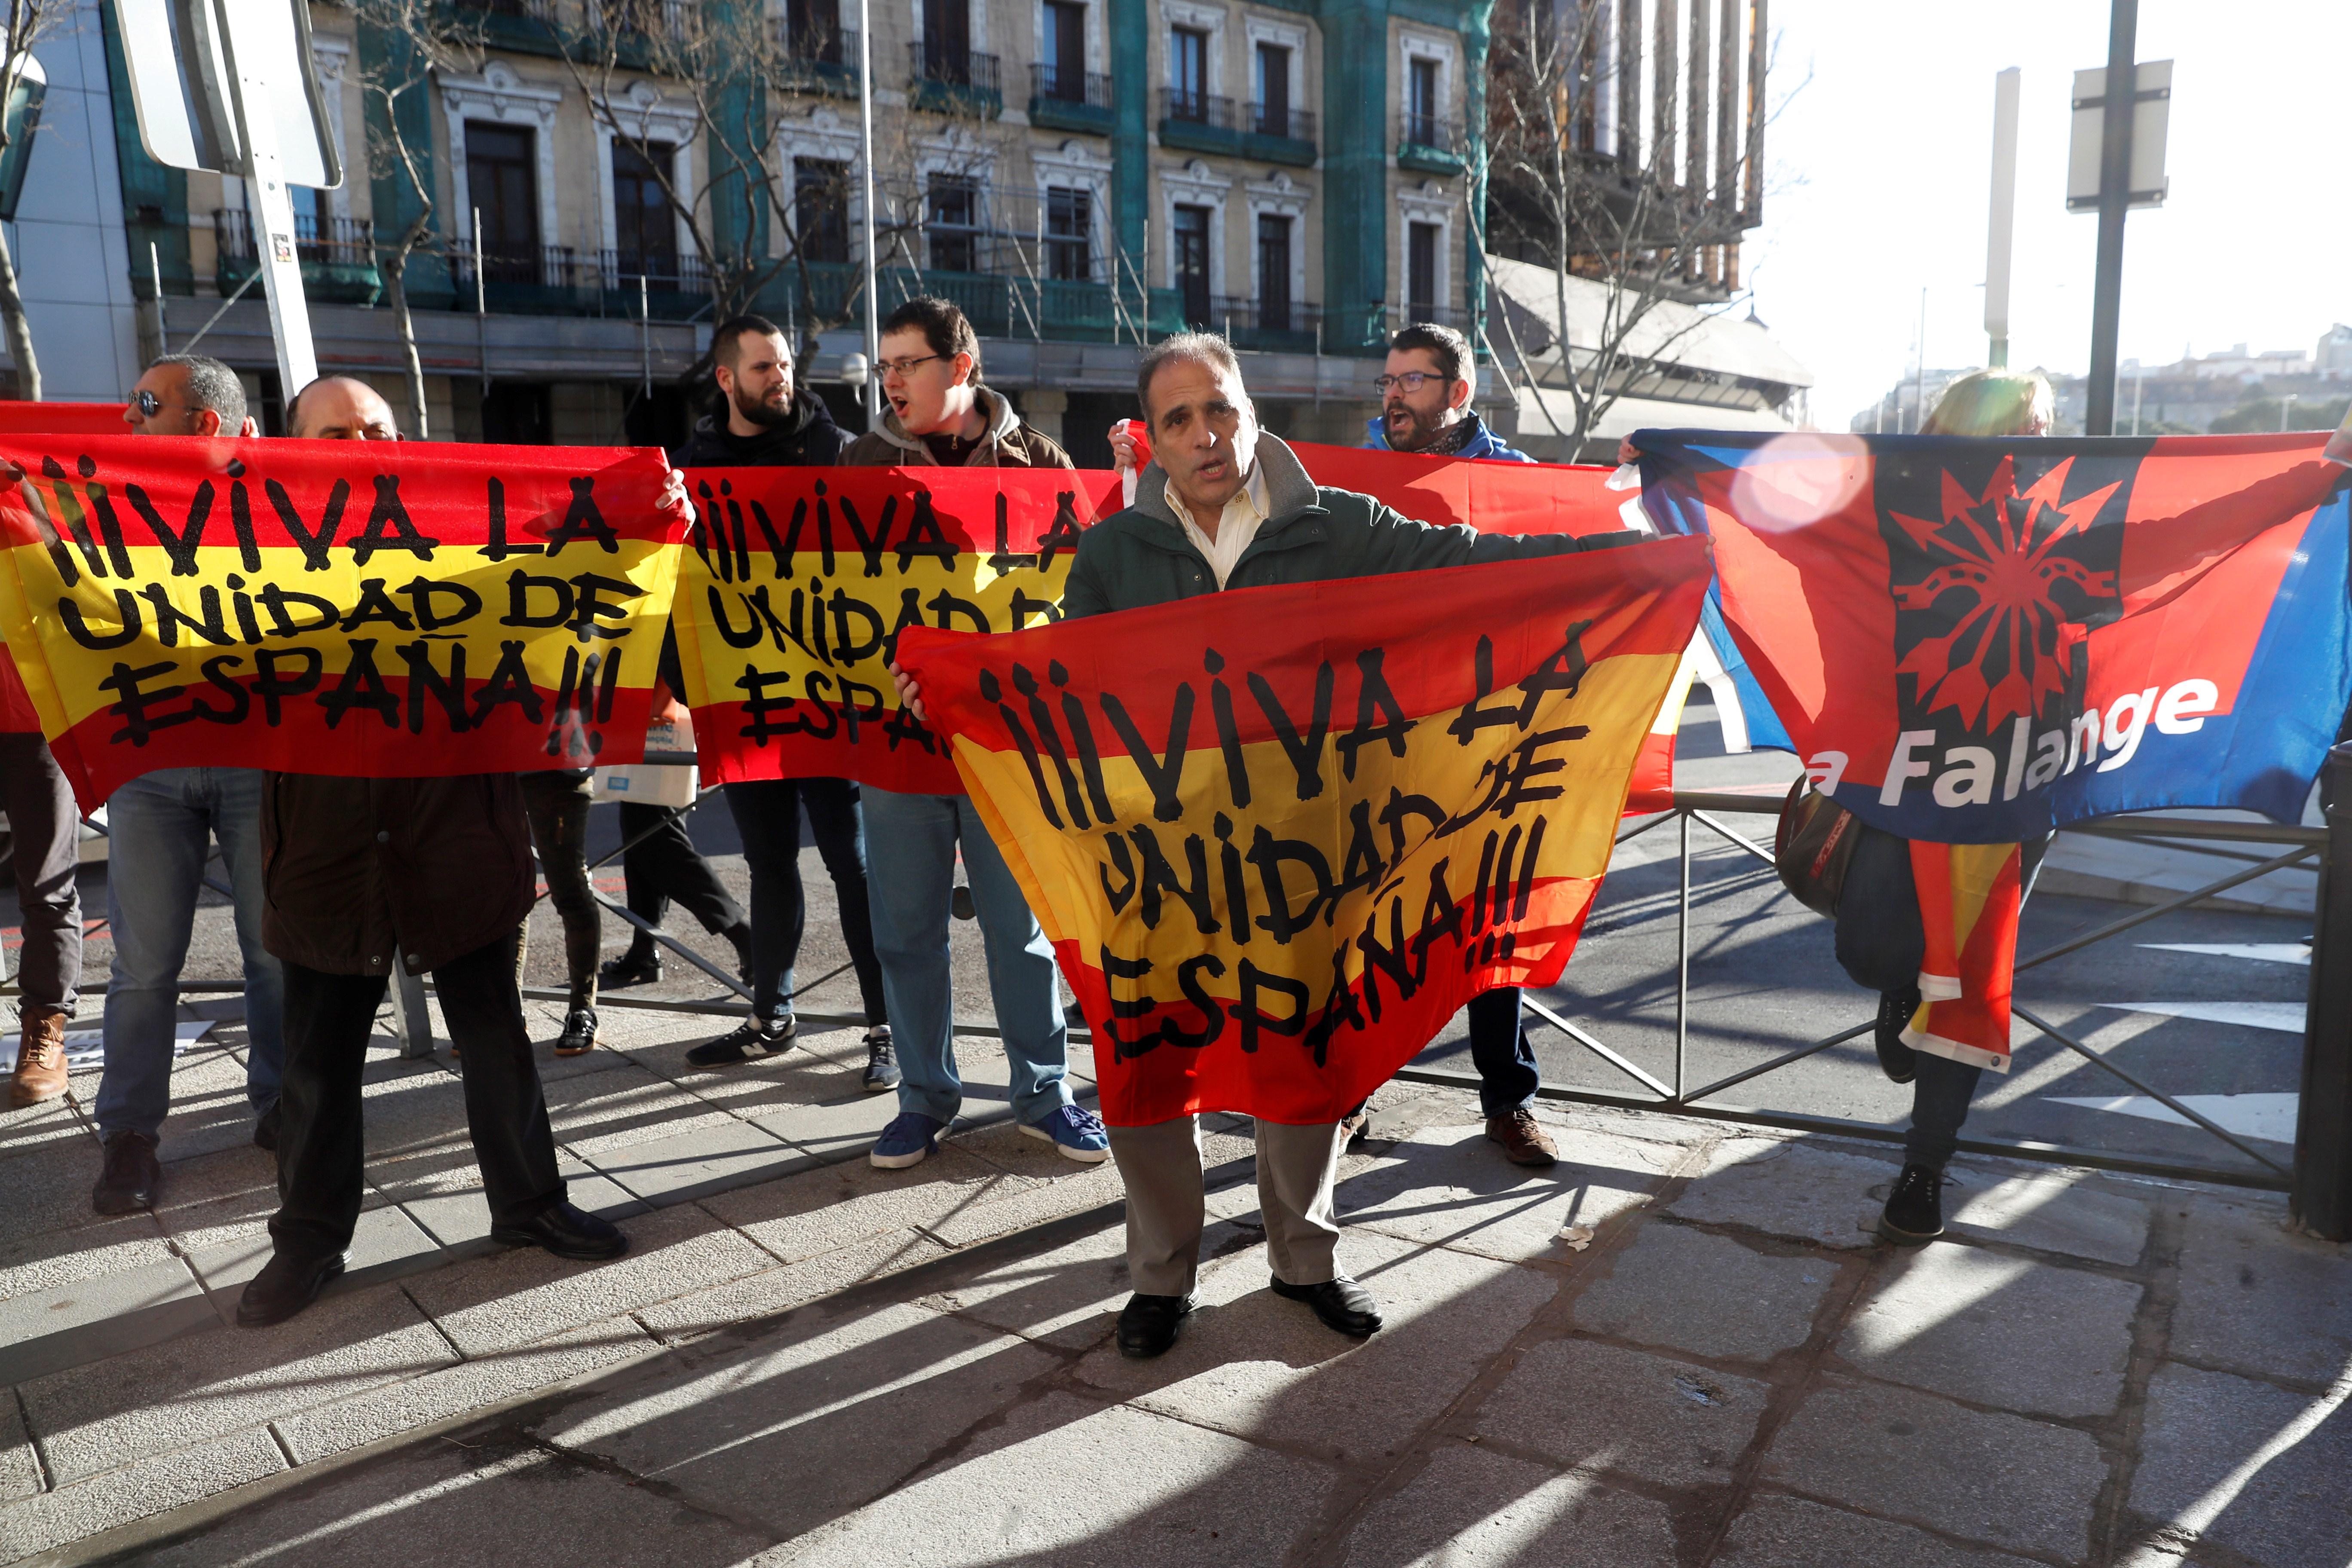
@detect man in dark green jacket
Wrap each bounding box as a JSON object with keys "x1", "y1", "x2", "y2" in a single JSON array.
[{"x1": 1064, "y1": 333, "x2": 1640, "y2": 1359}]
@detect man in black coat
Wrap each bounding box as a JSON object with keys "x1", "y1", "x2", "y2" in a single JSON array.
[{"x1": 652, "y1": 318, "x2": 897, "y2": 1090}]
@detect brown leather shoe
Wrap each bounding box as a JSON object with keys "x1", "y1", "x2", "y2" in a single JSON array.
[
  {"x1": 1485, "y1": 1108, "x2": 1559, "y2": 1167},
  {"x1": 10, "y1": 1008, "x2": 68, "y2": 1107}
]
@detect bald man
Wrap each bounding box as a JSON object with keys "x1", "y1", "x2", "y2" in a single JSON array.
[{"x1": 287, "y1": 376, "x2": 400, "y2": 441}]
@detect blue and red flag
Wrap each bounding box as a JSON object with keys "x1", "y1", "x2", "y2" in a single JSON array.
[
  {"x1": 1635, "y1": 429, "x2": 2351, "y2": 1070},
  {"x1": 1635, "y1": 431, "x2": 2352, "y2": 842}
]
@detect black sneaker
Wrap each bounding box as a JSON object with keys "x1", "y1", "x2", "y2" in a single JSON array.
[
  {"x1": 862, "y1": 1026, "x2": 900, "y2": 1092},
  {"x1": 599, "y1": 949, "x2": 662, "y2": 990},
  {"x1": 1874, "y1": 988, "x2": 1920, "y2": 1084},
  {"x1": 554, "y1": 1008, "x2": 598, "y2": 1057},
  {"x1": 1878, "y1": 1162, "x2": 1946, "y2": 1245},
  {"x1": 92, "y1": 1129, "x2": 162, "y2": 1214},
  {"x1": 686, "y1": 1017, "x2": 795, "y2": 1067}
]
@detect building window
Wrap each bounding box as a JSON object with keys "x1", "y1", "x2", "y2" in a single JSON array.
[
  {"x1": 922, "y1": 0, "x2": 971, "y2": 72},
  {"x1": 784, "y1": 0, "x2": 842, "y2": 58},
  {"x1": 1046, "y1": 185, "x2": 1091, "y2": 281},
  {"x1": 1407, "y1": 56, "x2": 1441, "y2": 146},
  {"x1": 1407, "y1": 220, "x2": 1440, "y2": 320},
  {"x1": 1257, "y1": 212, "x2": 1292, "y2": 332},
  {"x1": 1170, "y1": 28, "x2": 1208, "y2": 120},
  {"x1": 466, "y1": 122, "x2": 539, "y2": 283},
  {"x1": 928, "y1": 173, "x2": 979, "y2": 273},
  {"x1": 1043, "y1": 1, "x2": 1085, "y2": 98},
  {"x1": 1173, "y1": 203, "x2": 1210, "y2": 327},
  {"x1": 612, "y1": 141, "x2": 678, "y2": 282},
  {"x1": 793, "y1": 157, "x2": 849, "y2": 263},
  {"x1": 1253, "y1": 43, "x2": 1290, "y2": 136}
]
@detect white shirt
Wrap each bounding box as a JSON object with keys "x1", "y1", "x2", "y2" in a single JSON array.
[{"x1": 1165, "y1": 464, "x2": 1271, "y2": 589}]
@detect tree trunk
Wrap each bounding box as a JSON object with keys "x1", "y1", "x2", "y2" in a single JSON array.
[
  {"x1": 382, "y1": 250, "x2": 428, "y2": 438},
  {"x1": 0, "y1": 222, "x2": 40, "y2": 401}
]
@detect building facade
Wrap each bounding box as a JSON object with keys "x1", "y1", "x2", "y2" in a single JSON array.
[{"x1": 6, "y1": 0, "x2": 1801, "y2": 459}]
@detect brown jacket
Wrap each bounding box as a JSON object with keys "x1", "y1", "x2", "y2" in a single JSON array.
[
  {"x1": 839, "y1": 386, "x2": 1074, "y2": 469},
  {"x1": 260, "y1": 773, "x2": 537, "y2": 977}
]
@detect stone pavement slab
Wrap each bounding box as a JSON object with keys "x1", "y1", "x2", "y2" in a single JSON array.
[
  {"x1": 0, "y1": 1251, "x2": 217, "y2": 1388},
  {"x1": 1943, "y1": 1169, "x2": 2154, "y2": 1266},
  {"x1": 1337, "y1": 1119, "x2": 1669, "y2": 1262},
  {"x1": 577, "y1": 1115, "x2": 816, "y2": 1206},
  {"x1": 1835, "y1": 1243, "x2": 2143, "y2": 1418},
  {"x1": 178, "y1": 1202, "x2": 443, "y2": 1316},
  {"x1": 0, "y1": 1401, "x2": 37, "y2": 1506},
  {"x1": 1340, "y1": 1445, "x2": 1677, "y2": 1568},
  {"x1": 1570, "y1": 1221, "x2": 1835, "y2": 1362},
  {"x1": 1763, "y1": 1378, "x2": 2107, "y2": 1561},
  {"x1": 1666, "y1": 1137, "x2": 1890, "y2": 1250},
  {"x1": 778, "y1": 1393, "x2": 1341, "y2": 1568},
  {"x1": 1716, "y1": 1494, "x2": 2050, "y2": 1567},
  {"x1": 2124, "y1": 1361, "x2": 2352, "y2": 1568},
  {"x1": 2167, "y1": 1192, "x2": 2352, "y2": 1387},
  {"x1": 0, "y1": 1428, "x2": 285, "y2": 1564},
  {"x1": 1473, "y1": 1335, "x2": 1772, "y2": 1487},
  {"x1": 699, "y1": 1142, "x2": 1027, "y2": 1262},
  {"x1": 635, "y1": 1226, "x2": 954, "y2": 1342}
]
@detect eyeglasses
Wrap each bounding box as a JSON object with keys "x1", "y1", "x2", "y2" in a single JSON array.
[
  {"x1": 1373, "y1": 371, "x2": 1439, "y2": 395},
  {"x1": 876, "y1": 354, "x2": 943, "y2": 380},
  {"x1": 129, "y1": 389, "x2": 177, "y2": 417}
]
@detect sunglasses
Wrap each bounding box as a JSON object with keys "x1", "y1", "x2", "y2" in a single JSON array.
[{"x1": 129, "y1": 389, "x2": 174, "y2": 416}]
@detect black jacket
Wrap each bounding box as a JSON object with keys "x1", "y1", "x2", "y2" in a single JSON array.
[{"x1": 671, "y1": 390, "x2": 849, "y2": 467}]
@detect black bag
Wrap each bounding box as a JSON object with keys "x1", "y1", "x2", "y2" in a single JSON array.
[{"x1": 1774, "y1": 775, "x2": 1861, "y2": 918}]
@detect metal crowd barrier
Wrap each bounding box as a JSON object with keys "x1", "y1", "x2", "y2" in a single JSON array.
[{"x1": 23, "y1": 746, "x2": 2351, "y2": 1240}]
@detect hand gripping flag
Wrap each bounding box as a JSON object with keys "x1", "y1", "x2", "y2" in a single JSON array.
[
  {"x1": 0, "y1": 435, "x2": 686, "y2": 810},
  {"x1": 897, "y1": 536, "x2": 1712, "y2": 1126},
  {"x1": 1637, "y1": 430, "x2": 2352, "y2": 1066}
]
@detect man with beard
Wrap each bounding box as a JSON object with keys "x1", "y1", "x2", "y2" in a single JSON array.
[
  {"x1": 657, "y1": 318, "x2": 896, "y2": 1092},
  {"x1": 1357, "y1": 323, "x2": 1555, "y2": 1172}
]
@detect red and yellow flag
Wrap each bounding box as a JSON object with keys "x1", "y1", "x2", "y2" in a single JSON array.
[
  {"x1": 897, "y1": 536, "x2": 1712, "y2": 1126},
  {"x1": 0, "y1": 435, "x2": 685, "y2": 809}
]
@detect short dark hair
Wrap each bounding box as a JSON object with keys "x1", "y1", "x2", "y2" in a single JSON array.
[
  {"x1": 711, "y1": 314, "x2": 786, "y2": 368},
  {"x1": 1388, "y1": 322, "x2": 1473, "y2": 388},
  {"x1": 881, "y1": 296, "x2": 981, "y2": 382},
  {"x1": 150, "y1": 353, "x2": 247, "y2": 424},
  {"x1": 1136, "y1": 331, "x2": 1243, "y2": 425}
]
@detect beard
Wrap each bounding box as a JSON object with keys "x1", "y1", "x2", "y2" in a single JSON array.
[
  {"x1": 1383, "y1": 402, "x2": 1444, "y2": 451},
  {"x1": 731, "y1": 383, "x2": 793, "y2": 430}
]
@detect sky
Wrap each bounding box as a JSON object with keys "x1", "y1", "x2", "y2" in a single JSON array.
[{"x1": 1741, "y1": 1, "x2": 2352, "y2": 430}]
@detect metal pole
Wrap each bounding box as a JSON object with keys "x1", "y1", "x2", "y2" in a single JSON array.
[
  {"x1": 210, "y1": 0, "x2": 317, "y2": 398},
  {"x1": 2084, "y1": 0, "x2": 2138, "y2": 435},
  {"x1": 857, "y1": 0, "x2": 880, "y2": 423},
  {"x1": 473, "y1": 206, "x2": 489, "y2": 395},
  {"x1": 639, "y1": 273, "x2": 651, "y2": 397},
  {"x1": 1674, "y1": 810, "x2": 1690, "y2": 1098},
  {"x1": 1910, "y1": 286, "x2": 1926, "y2": 431},
  {"x1": 389, "y1": 957, "x2": 435, "y2": 1058},
  {"x1": 1984, "y1": 66, "x2": 2019, "y2": 370},
  {"x1": 2295, "y1": 743, "x2": 2352, "y2": 1239}
]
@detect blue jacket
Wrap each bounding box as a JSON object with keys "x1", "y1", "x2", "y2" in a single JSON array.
[{"x1": 1361, "y1": 409, "x2": 1537, "y2": 463}]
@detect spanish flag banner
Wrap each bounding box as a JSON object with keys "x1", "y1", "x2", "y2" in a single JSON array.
[
  {"x1": 897, "y1": 535, "x2": 1712, "y2": 1126},
  {"x1": 670, "y1": 466, "x2": 1122, "y2": 793},
  {"x1": 0, "y1": 435, "x2": 686, "y2": 810}
]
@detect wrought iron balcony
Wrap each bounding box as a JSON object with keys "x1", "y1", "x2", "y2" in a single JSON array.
[
  {"x1": 1029, "y1": 63, "x2": 1112, "y2": 133},
  {"x1": 776, "y1": 23, "x2": 861, "y2": 94},
  {"x1": 908, "y1": 43, "x2": 1002, "y2": 116},
  {"x1": 214, "y1": 208, "x2": 381, "y2": 303}
]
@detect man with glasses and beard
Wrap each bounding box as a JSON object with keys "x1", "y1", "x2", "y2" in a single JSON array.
[{"x1": 657, "y1": 318, "x2": 897, "y2": 1093}]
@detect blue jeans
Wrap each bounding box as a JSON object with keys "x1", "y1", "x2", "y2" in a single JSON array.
[
  {"x1": 861, "y1": 787, "x2": 1072, "y2": 1127},
  {"x1": 97, "y1": 768, "x2": 284, "y2": 1140},
  {"x1": 1467, "y1": 988, "x2": 1542, "y2": 1117}
]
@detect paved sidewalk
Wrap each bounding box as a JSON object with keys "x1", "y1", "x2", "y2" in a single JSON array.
[{"x1": 3, "y1": 990, "x2": 2347, "y2": 1568}]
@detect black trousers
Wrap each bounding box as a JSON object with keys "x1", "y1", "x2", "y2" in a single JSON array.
[
  {"x1": 268, "y1": 935, "x2": 564, "y2": 1260},
  {"x1": 0, "y1": 734, "x2": 80, "y2": 1014},
  {"x1": 1465, "y1": 987, "x2": 1543, "y2": 1118},
  {"x1": 617, "y1": 800, "x2": 747, "y2": 948},
  {"x1": 520, "y1": 770, "x2": 599, "y2": 1011},
  {"x1": 723, "y1": 777, "x2": 888, "y2": 1027}
]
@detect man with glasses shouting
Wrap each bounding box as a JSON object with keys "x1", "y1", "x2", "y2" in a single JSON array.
[{"x1": 846, "y1": 297, "x2": 1112, "y2": 1172}]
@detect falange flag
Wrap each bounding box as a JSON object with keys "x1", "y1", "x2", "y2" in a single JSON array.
[{"x1": 1633, "y1": 430, "x2": 2352, "y2": 844}]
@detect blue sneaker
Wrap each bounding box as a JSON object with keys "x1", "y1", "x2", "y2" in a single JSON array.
[
  {"x1": 870, "y1": 1112, "x2": 946, "y2": 1170},
  {"x1": 1021, "y1": 1104, "x2": 1111, "y2": 1164}
]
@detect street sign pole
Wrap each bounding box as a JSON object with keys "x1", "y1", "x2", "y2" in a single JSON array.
[
  {"x1": 211, "y1": 0, "x2": 317, "y2": 399},
  {"x1": 1983, "y1": 67, "x2": 2019, "y2": 371},
  {"x1": 2084, "y1": 0, "x2": 2137, "y2": 435}
]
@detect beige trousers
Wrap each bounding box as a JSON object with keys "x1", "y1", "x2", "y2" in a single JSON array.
[{"x1": 1109, "y1": 1115, "x2": 1345, "y2": 1297}]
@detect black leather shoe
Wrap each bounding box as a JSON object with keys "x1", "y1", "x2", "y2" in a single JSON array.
[
  {"x1": 92, "y1": 1129, "x2": 161, "y2": 1215},
  {"x1": 598, "y1": 950, "x2": 662, "y2": 990},
  {"x1": 1875, "y1": 988, "x2": 1920, "y2": 1084},
  {"x1": 252, "y1": 1102, "x2": 281, "y2": 1153},
  {"x1": 1117, "y1": 1292, "x2": 1195, "y2": 1358},
  {"x1": 1270, "y1": 1274, "x2": 1383, "y2": 1338},
  {"x1": 491, "y1": 1201, "x2": 630, "y2": 1260},
  {"x1": 553, "y1": 1008, "x2": 599, "y2": 1057},
  {"x1": 236, "y1": 1250, "x2": 346, "y2": 1328},
  {"x1": 1878, "y1": 1163, "x2": 1947, "y2": 1245}
]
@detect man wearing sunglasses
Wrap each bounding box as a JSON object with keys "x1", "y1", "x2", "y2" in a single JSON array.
[
  {"x1": 846, "y1": 297, "x2": 1110, "y2": 1174},
  {"x1": 88, "y1": 356, "x2": 278, "y2": 1219},
  {"x1": 1357, "y1": 323, "x2": 1556, "y2": 1173}
]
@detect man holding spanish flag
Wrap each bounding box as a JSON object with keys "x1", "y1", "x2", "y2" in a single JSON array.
[{"x1": 908, "y1": 333, "x2": 1654, "y2": 1359}]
